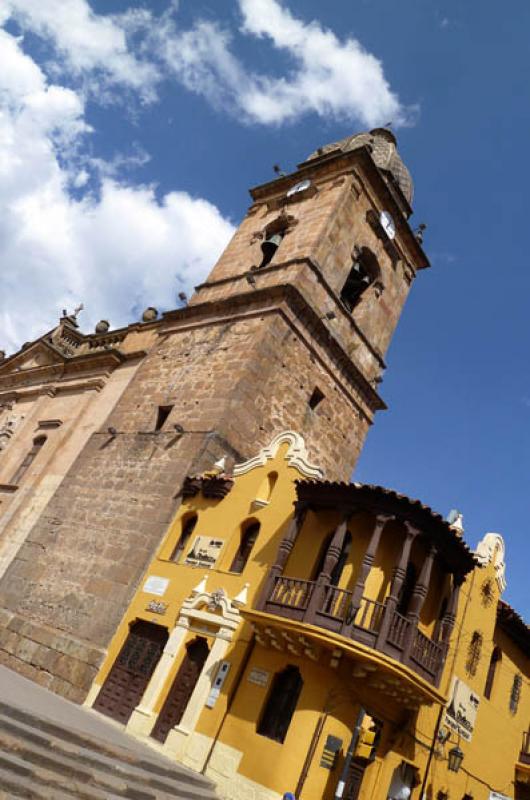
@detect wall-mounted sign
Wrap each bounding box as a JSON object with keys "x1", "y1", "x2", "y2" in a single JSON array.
[
  {"x1": 248, "y1": 668, "x2": 270, "y2": 687},
  {"x1": 143, "y1": 576, "x2": 169, "y2": 597},
  {"x1": 320, "y1": 735, "x2": 342, "y2": 770},
  {"x1": 444, "y1": 677, "x2": 480, "y2": 742},
  {"x1": 185, "y1": 536, "x2": 223, "y2": 568}
]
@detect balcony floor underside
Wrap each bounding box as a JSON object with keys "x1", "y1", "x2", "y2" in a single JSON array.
[{"x1": 242, "y1": 609, "x2": 446, "y2": 709}]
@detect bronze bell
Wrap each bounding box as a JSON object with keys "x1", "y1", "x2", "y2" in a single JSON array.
[{"x1": 260, "y1": 233, "x2": 283, "y2": 266}]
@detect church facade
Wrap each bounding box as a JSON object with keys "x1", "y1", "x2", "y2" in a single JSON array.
[{"x1": 0, "y1": 129, "x2": 528, "y2": 800}]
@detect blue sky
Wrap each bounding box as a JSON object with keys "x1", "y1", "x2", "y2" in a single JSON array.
[{"x1": 1, "y1": 1, "x2": 529, "y2": 615}]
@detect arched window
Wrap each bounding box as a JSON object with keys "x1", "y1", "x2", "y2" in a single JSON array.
[
  {"x1": 484, "y1": 646, "x2": 502, "y2": 699},
  {"x1": 170, "y1": 514, "x2": 198, "y2": 562},
  {"x1": 340, "y1": 247, "x2": 380, "y2": 312},
  {"x1": 257, "y1": 665, "x2": 303, "y2": 743},
  {"x1": 397, "y1": 563, "x2": 417, "y2": 616},
  {"x1": 11, "y1": 435, "x2": 47, "y2": 484},
  {"x1": 230, "y1": 522, "x2": 260, "y2": 573},
  {"x1": 466, "y1": 631, "x2": 483, "y2": 677},
  {"x1": 510, "y1": 674, "x2": 522, "y2": 714},
  {"x1": 259, "y1": 220, "x2": 287, "y2": 269},
  {"x1": 256, "y1": 471, "x2": 278, "y2": 504}
]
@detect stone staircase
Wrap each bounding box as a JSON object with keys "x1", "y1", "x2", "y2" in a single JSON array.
[{"x1": 0, "y1": 668, "x2": 218, "y2": 799}]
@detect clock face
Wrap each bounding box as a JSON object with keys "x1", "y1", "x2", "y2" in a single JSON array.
[
  {"x1": 380, "y1": 210, "x2": 396, "y2": 240},
  {"x1": 286, "y1": 179, "x2": 311, "y2": 197}
]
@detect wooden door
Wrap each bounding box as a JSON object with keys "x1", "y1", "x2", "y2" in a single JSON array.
[
  {"x1": 343, "y1": 757, "x2": 368, "y2": 800},
  {"x1": 94, "y1": 621, "x2": 168, "y2": 724},
  {"x1": 151, "y1": 637, "x2": 209, "y2": 743}
]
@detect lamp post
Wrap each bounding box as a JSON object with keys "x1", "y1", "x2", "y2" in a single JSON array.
[{"x1": 447, "y1": 744, "x2": 464, "y2": 773}]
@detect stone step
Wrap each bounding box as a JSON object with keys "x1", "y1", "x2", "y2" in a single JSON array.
[
  {"x1": 0, "y1": 699, "x2": 218, "y2": 799},
  {"x1": 0, "y1": 749, "x2": 118, "y2": 799},
  {"x1": 0, "y1": 715, "x2": 213, "y2": 800}
]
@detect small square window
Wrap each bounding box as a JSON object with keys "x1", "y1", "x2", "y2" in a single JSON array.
[
  {"x1": 155, "y1": 405, "x2": 173, "y2": 431},
  {"x1": 309, "y1": 387, "x2": 324, "y2": 410}
]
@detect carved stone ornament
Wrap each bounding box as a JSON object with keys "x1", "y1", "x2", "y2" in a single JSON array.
[
  {"x1": 233, "y1": 430, "x2": 323, "y2": 479},
  {"x1": 475, "y1": 532, "x2": 507, "y2": 592},
  {"x1": 207, "y1": 588, "x2": 227, "y2": 612},
  {"x1": 146, "y1": 600, "x2": 168, "y2": 615},
  {"x1": 0, "y1": 401, "x2": 22, "y2": 452}
]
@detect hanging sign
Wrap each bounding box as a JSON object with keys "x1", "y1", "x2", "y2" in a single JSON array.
[{"x1": 444, "y1": 677, "x2": 480, "y2": 742}]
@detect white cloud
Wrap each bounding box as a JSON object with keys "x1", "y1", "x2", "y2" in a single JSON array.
[
  {"x1": 0, "y1": 25, "x2": 234, "y2": 354},
  {"x1": 3, "y1": 0, "x2": 160, "y2": 102},
  {"x1": 0, "y1": 0, "x2": 412, "y2": 352},
  {"x1": 157, "y1": 0, "x2": 408, "y2": 127}
]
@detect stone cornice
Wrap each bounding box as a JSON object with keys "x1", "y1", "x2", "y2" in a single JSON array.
[
  {"x1": 195, "y1": 255, "x2": 387, "y2": 369},
  {"x1": 162, "y1": 284, "x2": 385, "y2": 415}
]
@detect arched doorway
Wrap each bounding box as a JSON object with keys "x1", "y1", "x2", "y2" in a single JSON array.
[
  {"x1": 151, "y1": 636, "x2": 210, "y2": 743},
  {"x1": 94, "y1": 620, "x2": 168, "y2": 724}
]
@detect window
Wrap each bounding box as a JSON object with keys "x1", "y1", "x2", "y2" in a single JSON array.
[
  {"x1": 170, "y1": 515, "x2": 198, "y2": 562},
  {"x1": 257, "y1": 665, "x2": 303, "y2": 743},
  {"x1": 230, "y1": 522, "x2": 260, "y2": 573},
  {"x1": 155, "y1": 405, "x2": 173, "y2": 431},
  {"x1": 259, "y1": 227, "x2": 285, "y2": 268},
  {"x1": 308, "y1": 387, "x2": 325, "y2": 410},
  {"x1": 11, "y1": 435, "x2": 47, "y2": 484},
  {"x1": 466, "y1": 631, "x2": 483, "y2": 677},
  {"x1": 340, "y1": 247, "x2": 381, "y2": 313},
  {"x1": 484, "y1": 646, "x2": 502, "y2": 699},
  {"x1": 510, "y1": 674, "x2": 522, "y2": 714},
  {"x1": 397, "y1": 563, "x2": 417, "y2": 616}
]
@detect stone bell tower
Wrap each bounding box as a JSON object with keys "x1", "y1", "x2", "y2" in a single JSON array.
[{"x1": 0, "y1": 129, "x2": 428, "y2": 699}]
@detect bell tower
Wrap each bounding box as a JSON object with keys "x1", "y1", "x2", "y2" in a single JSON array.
[
  {"x1": 183, "y1": 126, "x2": 428, "y2": 477},
  {"x1": 0, "y1": 129, "x2": 429, "y2": 699}
]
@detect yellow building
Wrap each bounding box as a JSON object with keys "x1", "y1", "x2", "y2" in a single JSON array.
[{"x1": 85, "y1": 431, "x2": 530, "y2": 800}]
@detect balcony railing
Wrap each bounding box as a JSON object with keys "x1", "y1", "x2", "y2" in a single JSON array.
[
  {"x1": 259, "y1": 575, "x2": 446, "y2": 686},
  {"x1": 520, "y1": 732, "x2": 530, "y2": 765}
]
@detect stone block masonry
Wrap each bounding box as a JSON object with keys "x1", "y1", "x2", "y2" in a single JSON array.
[{"x1": 0, "y1": 136, "x2": 428, "y2": 698}]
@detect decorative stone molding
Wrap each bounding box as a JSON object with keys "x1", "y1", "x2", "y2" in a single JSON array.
[
  {"x1": 233, "y1": 430, "x2": 323, "y2": 479},
  {"x1": 475, "y1": 532, "x2": 507, "y2": 592},
  {"x1": 0, "y1": 400, "x2": 22, "y2": 452}
]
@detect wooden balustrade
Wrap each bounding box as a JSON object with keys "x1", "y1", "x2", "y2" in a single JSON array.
[
  {"x1": 386, "y1": 610, "x2": 411, "y2": 650},
  {"x1": 260, "y1": 576, "x2": 446, "y2": 687},
  {"x1": 410, "y1": 628, "x2": 444, "y2": 678}
]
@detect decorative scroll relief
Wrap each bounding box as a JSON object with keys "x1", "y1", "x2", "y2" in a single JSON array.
[
  {"x1": 233, "y1": 430, "x2": 323, "y2": 479},
  {"x1": 0, "y1": 401, "x2": 22, "y2": 452},
  {"x1": 475, "y1": 532, "x2": 507, "y2": 592}
]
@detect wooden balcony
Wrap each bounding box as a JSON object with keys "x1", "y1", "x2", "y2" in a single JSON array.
[
  {"x1": 520, "y1": 732, "x2": 530, "y2": 766},
  {"x1": 261, "y1": 575, "x2": 446, "y2": 686}
]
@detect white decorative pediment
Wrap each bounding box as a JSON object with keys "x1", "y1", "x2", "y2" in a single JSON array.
[
  {"x1": 233, "y1": 430, "x2": 323, "y2": 479},
  {"x1": 475, "y1": 532, "x2": 507, "y2": 592}
]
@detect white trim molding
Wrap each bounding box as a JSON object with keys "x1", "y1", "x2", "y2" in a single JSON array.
[
  {"x1": 475, "y1": 532, "x2": 507, "y2": 592},
  {"x1": 233, "y1": 430, "x2": 323, "y2": 479}
]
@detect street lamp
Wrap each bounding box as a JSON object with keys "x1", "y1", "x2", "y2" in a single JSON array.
[{"x1": 447, "y1": 744, "x2": 464, "y2": 773}]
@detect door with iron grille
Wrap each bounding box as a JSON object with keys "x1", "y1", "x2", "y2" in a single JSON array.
[
  {"x1": 151, "y1": 637, "x2": 209, "y2": 743},
  {"x1": 94, "y1": 620, "x2": 168, "y2": 724}
]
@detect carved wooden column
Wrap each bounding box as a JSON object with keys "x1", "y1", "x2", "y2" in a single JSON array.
[
  {"x1": 257, "y1": 505, "x2": 306, "y2": 608},
  {"x1": 402, "y1": 542, "x2": 437, "y2": 662},
  {"x1": 343, "y1": 514, "x2": 394, "y2": 633},
  {"x1": 376, "y1": 521, "x2": 419, "y2": 648},
  {"x1": 439, "y1": 574, "x2": 464, "y2": 645},
  {"x1": 305, "y1": 513, "x2": 350, "y2": 624}
]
